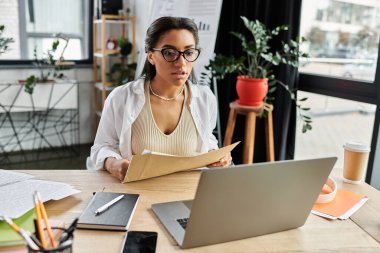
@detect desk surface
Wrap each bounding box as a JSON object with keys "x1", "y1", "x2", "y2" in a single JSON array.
[{"x1": 18, "y1": 169, "x2": 380, "y2": 253}]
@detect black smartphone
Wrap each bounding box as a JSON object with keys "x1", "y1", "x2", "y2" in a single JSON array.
[{"x1": 121, "y1": 231, "x2": 158, "y2": 253}]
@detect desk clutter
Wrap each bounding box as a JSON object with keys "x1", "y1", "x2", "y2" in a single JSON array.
[
  {"x1": 0, "y1": 192, "x2": 77, "y2": 253},
  {"x1": 312, "y1": 177, "x2": 368, "y2": 220},
  {"x1": 0, "y1": 170, "x2": 80, "y2": 252},
  {"x1": 312, "y1": 188, "x2": 368, "y2": 220},
  {"x1": 0, "y1": 167, "x2": 379, "y2": 252}
]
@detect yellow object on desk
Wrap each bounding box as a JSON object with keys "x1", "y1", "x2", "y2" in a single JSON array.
[
  {"x1": 123, "y1": 142, "x2": 239, "y2": 183},
  {"x1": 33, "y1": 194, "x2": 47, "y2": 249},
  {"x1": 35, "y1": 192, "x2": 57, "y2": 248},
  {"x1": 312, "y1": 189, "x2": 368, "y2": 220},
  {"x1": 0, "y1": 209, "x2": 35, "y2": 247}
]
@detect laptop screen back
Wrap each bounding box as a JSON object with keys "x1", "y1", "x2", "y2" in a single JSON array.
[{"x1": 181, "y1": 157, "x2": 337, "y2": 248}]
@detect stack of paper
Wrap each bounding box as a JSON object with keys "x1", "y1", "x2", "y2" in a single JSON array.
[
  {"x1": 0, "y1": 170, "x2": 80, "y2": 219},
  {"x1": 312, "y1": 189, "x2": 368, "y2": 220}
]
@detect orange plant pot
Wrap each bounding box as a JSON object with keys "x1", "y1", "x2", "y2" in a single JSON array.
[{"x1": 236, "y1": 76, "x2": 268, "y2": 106}]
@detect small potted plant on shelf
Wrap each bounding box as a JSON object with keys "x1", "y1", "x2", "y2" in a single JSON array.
[
  {"x1": 202, "y1": 16, "x2": 312, "y2": 133},
  {"x1": 108, "y1": 37, "x2": 136, "y2": 86}
]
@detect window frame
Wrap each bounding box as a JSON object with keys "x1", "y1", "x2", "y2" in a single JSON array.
[
  {"x1": 0, "y1": 0, "x2": 93, "y2": 65},
  {"x1": 298, "y1": 42, "x2": 380, "y2": 184}
]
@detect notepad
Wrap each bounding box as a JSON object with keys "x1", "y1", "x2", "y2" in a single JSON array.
[
  {"x1": 77, "y1": 192, "x2": 140, "y2": 231},
  {"x1": 0, "y1": 209, "x2": 64, "y2": 250},
  {"x1": 312, "y1": 189, "x2": 368, "y2": 220},
  {"x1": 0, "y1": 209, "x2": 35, "y2": 247}
]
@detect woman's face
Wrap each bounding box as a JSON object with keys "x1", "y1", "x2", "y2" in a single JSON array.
[{"x1": 148, "y1": 29, "x2": 197, "y2": 87}]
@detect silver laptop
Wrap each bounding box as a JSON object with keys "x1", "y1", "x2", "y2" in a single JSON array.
[{"x1": 151, "y1": 157, "x2": 337, "y2": 248}]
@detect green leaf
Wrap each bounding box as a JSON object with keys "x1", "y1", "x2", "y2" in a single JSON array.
[
  {"x1": 201, "y1": 16, "x2": 311, "y2": 133},
  {"x1": 268, "y1": 86, "x2": 277, "y2": 93},
  {"x1": 302, "y1": 124, "x2": 307, "y2": 133}
]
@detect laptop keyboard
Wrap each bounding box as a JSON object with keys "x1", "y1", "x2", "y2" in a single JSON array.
[{"x1": 176, "y1": 218, "x2": 189, "y2": 229}]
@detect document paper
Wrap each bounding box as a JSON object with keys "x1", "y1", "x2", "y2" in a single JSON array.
[
  {"x1": 123, "y1": 142, "x2": 239, "y2": 183},
  {"x1": 0, "y1": 169, "x2": 34, "y2": 187},
  {"x1": 0, "y1": 171, "x2": 80, "y2": 219},
  {"x1": 312, "y1": 189, "x2": 368, "y2": 220}
]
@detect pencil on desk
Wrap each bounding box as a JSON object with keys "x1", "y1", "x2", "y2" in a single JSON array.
[
  {"x1": 36, "y1": 191, "x2": 57, "y2": 248},
  {"x1": 34, "y1": 193, "x2": 48, "y2": 249},
  {"x1": 1, "y1": 215, "x2": 40, "y2": 250}
]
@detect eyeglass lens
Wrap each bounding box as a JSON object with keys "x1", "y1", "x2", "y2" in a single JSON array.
[{"x1": 161, "y1": 48, "x2": 200, "y2": 62}]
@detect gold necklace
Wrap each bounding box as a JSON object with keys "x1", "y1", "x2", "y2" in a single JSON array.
[{"x1": 149, "y1": 83, "x2": 185, "y2": 101}]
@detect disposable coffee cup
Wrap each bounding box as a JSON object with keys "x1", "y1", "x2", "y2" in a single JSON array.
[{"x1": 343, "y1": 141, "x2": 370, "y2": 184}]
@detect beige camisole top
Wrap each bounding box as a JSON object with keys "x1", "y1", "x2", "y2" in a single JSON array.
[{"x1": 131, "y1": 82, "x2": 198, "y2": 156}]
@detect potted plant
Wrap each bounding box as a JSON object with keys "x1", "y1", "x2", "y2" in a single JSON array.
[
  {"x1": 0, "y1": 24, "x2": 14, "y2": 54},
  {"x1": 24, "y1": 39, "x2": 71, "y2": 94},
  {"x1": 202, "y1": 16, "x2": 312, "y2": 133},
  {"x1": 107, "y1": 37, "x2": 137, "y2": 86}
]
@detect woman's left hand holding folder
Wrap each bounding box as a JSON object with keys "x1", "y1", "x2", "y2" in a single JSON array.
[{"x1": 207, "y1": 153, "x2": 232, "y2": 168}]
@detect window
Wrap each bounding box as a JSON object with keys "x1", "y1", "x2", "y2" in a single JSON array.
[
  {"x1": 299, "y1": 0, "x2": 380, "y2": 82},
  {"x1": 297, "y1": 0, "x2": 380, "y2": 186},
  {"x1": 295, "y1": 91, "x2": 376, "y2": 170},
  {"x1": 0, "y1": 0, "x2": 91, "y2": 61}
]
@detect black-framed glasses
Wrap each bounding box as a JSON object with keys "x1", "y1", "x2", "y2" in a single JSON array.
[{"x1": 151, "y1": 48, "x2": 201, "y2": 62}]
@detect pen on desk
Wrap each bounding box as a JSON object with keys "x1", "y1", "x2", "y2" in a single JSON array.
[
  {"x1": 36, "y1": 191, "x2": 57, "y2": 248},
  {"x1": 34, "y1": 193, "x2": 48, "y2": 249},
  {"x1": 1, "y1": 215, "x2": 40, "y2": 251},
  {"x1": 95, "y1": 194, "x2": 124, "y2": 215}
]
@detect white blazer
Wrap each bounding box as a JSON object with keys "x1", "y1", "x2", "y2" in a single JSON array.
[{"x1": 90, "y1": 78, "x2": 219, "y2": 170}]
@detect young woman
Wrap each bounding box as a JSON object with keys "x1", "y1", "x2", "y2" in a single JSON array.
[{"x1": 91, "y1": 16, "x2": 232, "y2": 180}]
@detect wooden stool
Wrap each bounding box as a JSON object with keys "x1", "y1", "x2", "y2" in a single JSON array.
[{"x1": 223, "y1": 101, "x2": 275, "y2": 164}]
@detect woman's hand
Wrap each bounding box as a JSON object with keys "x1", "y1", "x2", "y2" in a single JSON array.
[
  {"x1": 207, "y1": 153, "x2": 232, "y2": 168},
  {"x1": 104, "y1": 157, "x2": 130, "y2": 181}
]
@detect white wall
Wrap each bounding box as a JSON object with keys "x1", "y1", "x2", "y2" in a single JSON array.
[
  {"x1": 0, "y1": 67, "x2": 95, "y2": 144},
  {"x1": 134, "y1": 0, "x2": 154, "y2": 77}
]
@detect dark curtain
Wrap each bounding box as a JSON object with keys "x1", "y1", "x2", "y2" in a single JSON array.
[{"x1": 215, "y1": 0, "x2": 302, "y2": 164}]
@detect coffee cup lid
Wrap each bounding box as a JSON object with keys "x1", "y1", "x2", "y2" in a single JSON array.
[{"x1": 343, "y1": 141, "x2": 370, "y2": 152}]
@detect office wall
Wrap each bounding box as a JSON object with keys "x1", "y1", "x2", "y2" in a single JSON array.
[{"x1": 134, "y1": 0, "x2": 154, "y2": 77}]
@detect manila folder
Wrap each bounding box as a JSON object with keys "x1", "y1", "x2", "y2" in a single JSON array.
[{"x1": 123, "y1": 142, "x2": 239, "y2": 183}]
